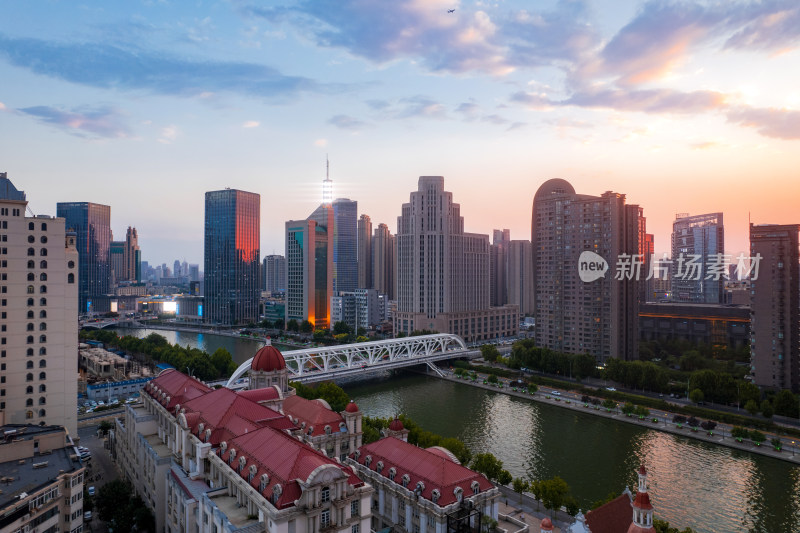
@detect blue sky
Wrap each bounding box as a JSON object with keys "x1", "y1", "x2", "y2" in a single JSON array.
[{"x1": 1, "y1": 0, "x2": 799, "y2": 265}]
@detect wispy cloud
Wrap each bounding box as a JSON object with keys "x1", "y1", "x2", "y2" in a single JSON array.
[
  {"x1": 0, "y1": 34, "x2": 327, "y2": 102},
  {"x1": 726, "y1": 107, "x2": 800, "y2": 140},
  {"x1": 18, "y1": 105, "x2": 131, "y2": 138},
  {"x1": 563, "y1": 88, "x2": 728, "y2": 115},
  {"x1": 158, "y1": 125, "x2": 179, "y2": 144},
  {"x1": 242, "y1": 120, "x2": 260, "y2": 128},
  {"x1": 247, "y1": 0, "x2": 598, "y2": 75},
  {"x1": 327, "y1": 114, "x2": 368, "y2": 131}
]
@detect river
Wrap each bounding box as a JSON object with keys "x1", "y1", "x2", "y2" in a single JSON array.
[{"x1": 110, "y1": 327, "x2": 800, "y2": 532}]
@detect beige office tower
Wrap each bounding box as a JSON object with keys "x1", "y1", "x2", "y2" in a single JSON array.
[
  {"x1": 507, "y1": 240, "x2": 534, "y2": 315},
  {"x1": 532, "y1": 179, "x2": 642, "y2": 362},
  {"x1": 394, "y1": 176, "x2": 518, "y2": 341},
  {"x1": 372, "y1": 223, "x2": 395, "y2": 300},
  {"x1": 357, "y1": 214, "x2": 372, "y2": 289},
  {"x1": 0, "y1": 174, "x2": 79, "y2": 436},
  {"x1": 750, "y1": 224, "x2": 800, "y2": 391}
]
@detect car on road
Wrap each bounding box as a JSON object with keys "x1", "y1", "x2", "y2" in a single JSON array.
[
  {"x1": 88, "y1": 486, "x2": 95, "y2": 496},
  {"x1": 551, "y1": 390, "x2": 561, "y2": 396},
  {"x1": 606, "y1": 387, "x2": 617, "y2": 392},
  {"x1": 84, "y1": 511, "x2": 92, "y2": 522}
]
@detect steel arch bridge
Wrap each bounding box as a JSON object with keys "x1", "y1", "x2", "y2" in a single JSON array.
[{"x1": 226, "y1": 333, "x2": 468, "y2": 387}]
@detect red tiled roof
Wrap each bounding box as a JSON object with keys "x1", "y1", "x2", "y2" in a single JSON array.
[
  {"x1": 181, "y1": 387, "x2": 295, "y2": 445},
  {"x1": 345, "y1": 401, "x2": 359, "y2": 413},
  {"x1": 585, "y1": 493, "x2": 633, "y2": 533},
  {"x1": 237, "y1": 386, "x2": 281, "y2": 403},
  {"x1": 251, "y1": 345, "x2": 286, "y2": 372},
  {"x1": 282, "y1": 395, "x2": 345, "y2": 436},
  {"x1": 219, "y1": 426, "x2": 364, "y2": 509},
  {"x1": 350, "y1": 437, "x2": 494, "y2": 507},
  {"x1": 388, "y1": 418, "x2": 404, "y2": 431},
  {"x1": 146, "y1": 369, "x2": 212, "y2": 410}
]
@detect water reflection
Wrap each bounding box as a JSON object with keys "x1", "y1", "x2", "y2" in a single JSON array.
[{"x1": 346, "y1": 373, "x2": 800, "y2": 533}]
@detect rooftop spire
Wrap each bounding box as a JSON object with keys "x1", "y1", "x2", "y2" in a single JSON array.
[{"x1": 322, "y1": 155, "x2": 333, "y2": 205}]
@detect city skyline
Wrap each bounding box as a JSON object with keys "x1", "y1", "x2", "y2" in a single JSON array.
[{"x1": 1, "y1": 1, "x2": 798, "y2": 264}]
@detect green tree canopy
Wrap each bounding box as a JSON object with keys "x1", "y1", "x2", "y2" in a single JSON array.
[{"x1": 480, "y1": 344, "x2": 501, "y2": 363}]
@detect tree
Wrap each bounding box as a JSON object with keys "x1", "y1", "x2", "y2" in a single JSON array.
[
  {"x1": 539, "y1": 476, "x2": 572, "y2": 516},
  {"x1": 480, "y1": 344, "x2": 501, "y2": 363},
  {"x1": 210, "y1": 347, "x2": 236, "y2": 378},
  {"x1": 745, "y1": 399, "x2": 760, "y2": 416},
  {"x1": 314, "y1": 382, "x2": 350, "y2": 413},
  {"x1": 470, "y1": 453, "x2": 506, "y2": 482},
  {"x1": 95, "y1": 480, "x2": 132, "y2": 522},
  {"x1": 333, "y1": 321, "x2": 352, "y2": 336},
  {"x1": 286, "y1": 319, "x2": 299, "y2": 332},
  {"x1": 512, "y1": 478, "x2": 528, "y2": 502},
  {"x1": 760, "y1": 399, "x2": 774, "y2": 419},
  {"x1": 731, "y1": 426, "x2": 749, "y2": 441},
  {"x1": 487, "y1": 373, "x2": 498, "y2": 384},
  {"x1": 300, "y1": 320, "x2": 314, "y2": 334},
  {"x1": 773, "y1": 390, "x2": 799, "y2": 418},
  {"x1": 98, "y1": 420, "x2": 113, "y2": 434},
  {"x1": 144, "y1": 332, "x2": 168, "y2": 346},
  {"x1": 440, "y1": 437, "x2": 472, "y2": 466},
  {"x1": 654, "y1": 519, "x2": 696, "y2": 533},
  {"x1": 689, "y1": 388, "x2": 704, "y2": 405},
  {"x1": 602, "y1": 398, "x2": 616, "y2": 411},
  {"x1": 498, "y1": 469, "x2": 512, "y2": 486}
]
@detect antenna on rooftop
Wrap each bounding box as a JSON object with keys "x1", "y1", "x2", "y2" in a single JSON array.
[{"x1": 322, "y1": 154, "x2": 333, "y2": 205}]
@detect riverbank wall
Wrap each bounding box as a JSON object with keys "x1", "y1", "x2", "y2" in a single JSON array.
[{"x1": 424, "y1": 369, "x2": 800, "y2": 465}]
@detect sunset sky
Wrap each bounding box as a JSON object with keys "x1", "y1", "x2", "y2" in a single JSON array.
[{"x1": 1, "y1": 0, "x2": 798, "y2": 265}]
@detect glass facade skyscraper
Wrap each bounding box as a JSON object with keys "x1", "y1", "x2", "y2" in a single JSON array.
[
  {"x1": 332, "y1": 198, "x2": 358, "y2": 293},
  {"x1": 204, "y1": 189, "x2": 260, "y2": 325},
  {"x1": 56, "y1": 201, "x2": 111, "y2": 314},
  {"x1": 671, "y1": 212, "x2": 724, "y2": 304}
]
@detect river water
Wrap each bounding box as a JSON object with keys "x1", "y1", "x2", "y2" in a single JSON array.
[{"x1": 111, "y1": 328, "x2": 800, "y2": 532}]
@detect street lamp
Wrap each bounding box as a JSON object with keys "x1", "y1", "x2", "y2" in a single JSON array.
[{"x1": 793, "y1": 441, "x2": 796, "y2": 457}]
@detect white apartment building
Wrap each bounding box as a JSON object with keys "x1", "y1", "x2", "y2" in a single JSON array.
[{"x1": 0, "y1": 174, "x2": 79, "y2": 436}]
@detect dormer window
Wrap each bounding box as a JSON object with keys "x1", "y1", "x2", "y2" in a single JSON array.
[
  {"x1": 472, "y1": 481, "x2": 480, "y2": 495},
  {"x1": 432, "y1": 489, "x2": 440, "y2": 504},
  {"x1": 248, "y1": 465, "x2": 257, "y2": 482},
  {"x1": 388, "y1": 467, "x2": 396, "y2": 481},
  {"x1": 376, "y1": 461, "x2": 384, "y2": 474},
  {"x1": 228, "y1": 449, "x2": 236, "y2": 466},
  {"x1": 238, "y1": 455, "x2": 247, "y2": 473},
  {"x1": 324, "y1": 425, "x2": 332, "y2": 435},
  {"x1": 260, "y1": 473, "x2": 269, "y2": 492},
  {"x1": 272, "y1": 484, "x2": 282, "y2": 505},
  {"x1": 402, "y1": 474, "x2": 410, "y2": 488},
  {"x1": 454, "y1": 487, "x2": 463, "y2": 503},
  {"x1": 364, "y1": 455, "x2": 372, "y2": 467}
]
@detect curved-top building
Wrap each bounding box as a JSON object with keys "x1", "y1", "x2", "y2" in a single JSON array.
[{"x1": 532, "y1": 179, "x2": 645, "y2": 361}]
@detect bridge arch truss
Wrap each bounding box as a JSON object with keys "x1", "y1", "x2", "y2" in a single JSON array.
[{"x1": 226, "y1": 333, "x2": 467, "y2": 387}]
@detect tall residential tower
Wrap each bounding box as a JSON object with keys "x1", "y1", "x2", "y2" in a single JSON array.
[
  {"x1": 532, "y1": 179, "x2": 643, "y2": 361},
  {"x1": 1, "y1": 174, "x2": 79, "y2": 435},
  {"x1": 671, "y1": 212, "x2": 725, "y2": 303}
]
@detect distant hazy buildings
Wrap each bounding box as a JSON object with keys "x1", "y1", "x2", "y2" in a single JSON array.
[
  {"x1": 532, "y1": 179, "x2": 643, "y2": 361},
  {"x1": 262, "y1": 254, "x2": 286, "y2": 294},
  {"x1": 507, "y1": 239, "x2": 534, "y2": 315},
  {"x1": 332, "y1": 198, "x2": 358, "y2": 293},
  {"x1": 750, "y1": 223, "x2": 800, "y2": 391},
  {"x1": 671, "y1": 212, "x2": 725, "y2": 304},
  {"x1": 357, "y1": 214, "x2": 372, "y2": 289},
  {"x1": 371, "y1": 222, "x2": 395, "y2": 300},
  {"x1": 394, "y1": 176, "x2": 517, "y2": 341},
  {"x1": 490, "y1": 229, "x2": 509, "y2": 307},
  {"x1": 203, "y1": 188, "x2": 260, "y2": 325},
  {"x1": 111, "y1": 226, "x2": 141, "y2": 285},
  {"x1": 56, "y1": 200, "x2": 111, "y2": 314},
  {"x1": 2, "y1": 174, "x2": 79, "y2": 435}
]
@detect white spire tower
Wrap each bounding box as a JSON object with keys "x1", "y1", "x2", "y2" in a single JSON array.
[
  {"x1": 322, "y1": 155, "x2": 333, "y2": 205},
  {"x1": 627, "y1": 465, "x2": 655, "y2": 532}
]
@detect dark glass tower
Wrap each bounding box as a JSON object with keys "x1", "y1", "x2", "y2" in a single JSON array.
[
  {"x1": 332, "y1": 198, "x2": 358, "y2": 293},
  {"x1": 56, "y1": 202, "x2": 111, "y2": 314},
  {"x1": 204, "y1": 189, "x2": 260, "y2": 325}
]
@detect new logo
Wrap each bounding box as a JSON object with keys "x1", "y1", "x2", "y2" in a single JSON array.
[{"x1": 578, "y1": 251, "x2": 608, "y2": 282}]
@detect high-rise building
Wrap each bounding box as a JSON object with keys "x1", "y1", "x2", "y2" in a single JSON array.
[
  {"x1": 507, "y1": 240, "x2": 534, "y2": 315},
  {"x1": 110, "y1": 226, "x2": 141, "y2": 285},
  {"x1": 357, "y1": 214, "x2": 372, "y2": 289},
  {"x1": 263, "y1": 254, "x2": 286, "y2": 294},
  {"x1": 188, "y1": 263, "x2": 200, "y2": 282},
  {"x1": 110, "y1": 239, "x2": 125, "y2": 285},
  {"x1": 394, "y1": 176, "x2": 518, "y2": 341},
  {"x1": 56, "y1": 200, "x2": 111, "y2": 314},
  {"x1": 750, "y1": 223, "x2": 800, "y2": 391},
  {"x1": 532, "y1": 179, "x2": 643, "y2": 362},
  {"x1": 203, "y1": 188, "x2": 260, "y2": 325},
  {"x1": 332, "y1": 198, "x2": 358, "y2": 293},
  {"x1": 285, "y1": 207, "x2": 334, "y2": 329},
  {"x1": 490, "y1": 229, "x2": 510, "y2": 306},
  {"x1": 372, "y1": 223, "x2": 395, "y2": 300},
  {"x1": 1, "y1": 174, "x2": 79, "y2": 435},
  {"x1": 671, "y1": 212, "x2": 725, "y2": 304}
]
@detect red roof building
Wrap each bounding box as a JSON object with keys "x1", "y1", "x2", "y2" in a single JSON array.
[
  {"x1": 583, "y1": 465, "x2": 657, "y2": 533},
  {"x1": 348, "y1": 436, "x2": 500, "y2": 532},
  {"x1": 144, "y1": 368, "x2": 212, "y2": 410}
]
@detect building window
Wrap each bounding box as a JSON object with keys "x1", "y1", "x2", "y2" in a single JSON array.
[
  {"x1": 388, "y1": 468, "x2": 396, "y2": 482},
  {"x1": 351, "y1": 500, "x2": 359, "y2": 517},
  {"x1": 321, "y1": 486, "x2": 330, "y2": 503},
  {"x1": 26, "y1": 373, "x2": 33, "y2": 382},
  {"x1": 40, "y1": 286, "x2": 46, "y2": 293},
  {"x1": 39, "y1": 323, "x2": 46, "y2": 331},
  {"x1": 27, "y1": 273, "x2": 34, "y2": 281},
  {"x1": 27, "y1": 361, "x2": 33, "y2": 369},
  {"x1": 320, "y1": 510, "x2": 330, "y2": 528},
  {"x1": 41, "y1": 222, "x2": 47, "y2": 231},
  {"x1": 40, "y1": 260, "x2": 47, "y2": 269},
  {"x1": 39, "y1": 409, "x2": 45, "y2": 417},
  {"x1": 39, "y1": 397, "x2": 46, "y2": 405},
  {"x1": 39, "y1": 360, "x2": 46, "y2": 368},
  {"x1": 40, "y1": 236, "x2": 47, "y2": 244},
  {"x1": 27, "y1": 336, "x2": 33, "y2": 344},
  {"x1": 27, "y1": 285, "x2": 34, "y2": 294},
  {"x1": 27, "y1": 260, "x2": 34, "y2": 268},
  {"x1": 352, "y1": 525, "x2": 360, "y2": 533},
  {"x1": 39, "y1": 372, "x2": 46, "y2": 380},
  {"x1": 27, "y1": 310, "x2": 33, "y2": 318},
  {"x1": 402, "y1": 474, "x2": 410, "y2": 488},
  {"x1": 28, "y1": 222, "x2": 34, "y2": 230},
  {"x1": 27, "y1": 298, "x2": 34, "y2": 306},
  {"x1": 28, "y1": 235, "x2": 35, "y2": 243},
  {"x1": 40, "y1": 298, "x2": 46, "y2": 306},
  {"x1": 40, "y1": 273, "x2": 47, "y2": 281},
  {"x1": 39, "y1": 310, "x2": 46, "y2": 318},
  {"x1": 68, "y1": 260, "x2": 75, "y2": 269},
  {"x1": 39, "y1": 347, "x2": 46, "y2": 355},
  {"x1": 26, "y1": 411, "x2": 33, "y2": 419},
  {"x1": 39, "y1": 384, "x2": 46, "y2": 393},
  {"x1": 27, "y1": 248, "x2": 34, "y2": 256},
  {"x1": 26, "y1": 386, "x2": 33, "y2": 394},
  {"x1": 40, "y1": 248, "x2": 47, "y2": 256},
  {"x1": 27, "y1": 323, "x2": 34, "y2": 331},
  {"x1": 68, "y1": 273, "x2": 75, "y2": 283},
  {"x1": 26, "y1": 348, "x2": 33, "y2": 356},
  {"x1": 39, "y1": 335, "x2": 46, "y2": 343}
]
